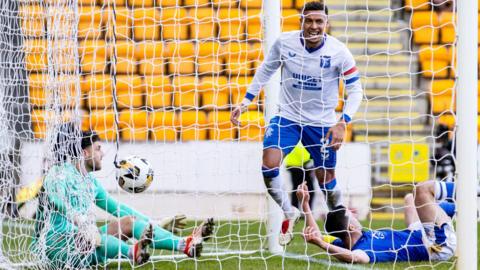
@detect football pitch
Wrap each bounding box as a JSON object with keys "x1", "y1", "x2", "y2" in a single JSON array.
[
  {"x1": 2, "y1": 219, "x2": 476, "y2": 269},
  {"x1": 106, "y1": 219, "x2": 471, "y2": 270}
]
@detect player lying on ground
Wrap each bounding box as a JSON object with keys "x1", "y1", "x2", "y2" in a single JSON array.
[
  {"x1": 31, "y1": 124, "x2": 214, "y2": 269},
  {"x1": 230, "y1": 1, "x2": 363, "y2": 245},
  {"x1": 297, "y1": 181, "x2": 457, "y2": 263}
]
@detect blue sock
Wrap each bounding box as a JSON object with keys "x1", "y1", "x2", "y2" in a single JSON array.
[
  {"x1": 435, "y1": 181, "x2": 456, "y2": 201},
  {"x1": 439, "y1": 202, "x2": 456, "y2": 218}
]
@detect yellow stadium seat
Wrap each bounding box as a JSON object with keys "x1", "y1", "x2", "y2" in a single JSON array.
[
  {"x1": 240, "y1": 0, "x2": 261, "y2": 8},
  {"x1": 79, "y1": 40, "x2": 108, "y2": 57},
  {"x1": 114, "y1": 57, "x2": 137, "y2": 74},
  {"x1": 98, "y1": 0, "x2": 127, "y2": 5},
  {"x1": 133, "y1": 8, "x2": 161, "y2": 40},
  {"x1": 411, "y1": 11, "x2": 439, "y2": 29},
  {"x1": 157, "y1": 0, "x2": 183, "y2": 6},
  {"x1": 111, "y1": 41, "x2": 136, "y2": 74},
  {"x1": 431, "y1": 95, "x2": 454, "y2": 114},
  {"x1": 78, "y1": 21, "x2": 102, "y2": 39},
  {"x1": 418, "y1": 45, "x2": 450, "y2": 62},
  {"x1": 421, "y1": 60, "x2": 449, "y2": 78},
  {"x1": 25, "y1": 53, "x2": 47, "y2": 72},
  {"x1": 20, "y1": 4, "x2": 44, "y2": 20},
  {"x1": 197, "y1": 57, "x2": 222, "y2": 74},
  {"x1": 190, "y1": 8, "x2": 218, "y2": 40},
  {"x1": 198, "y1": 76, "x2": 229, "y2": 92},
  {"x1": 79, "y1": 6, "x2": 102, "y2": 22},
  {"x1": 238, "y1": 111, "x2": 264, "y2": 141},
  {"x1": 78, "y1": 0, "x2": 98, "y2": 4},
  {"x1": 212, "y1": 0, "x2": 237, "y2": 7},
  {"x1": 197, "y1": 41, "x2": 222, "y2": 57},
  {"x1": 282, "y1": 9, "x2": 300, "y2": 26},
  {"x1": 146, "y1": 91, "x2": 172, "y2": 108},
  {"x1": 439, "y1": 12, "x2": 455, "y2": 27},
  {"x1": 199, "y1": 76, "x2": 229, "y2": 109},
  {"x1": 119, "y1": 109, "x2": 149, "y2": 141},
  {"x1": 103, "y1": 7, "x2": 132, "y2": 40},
  {"x1": 135, "y1": 41, "x2": 164, "y2": 59},
  {"x1": 404, "y1": 0, "x2": 430, "y2": 11},
  {"x1": 81, "y1": 55, "x2": 108, "y2": 74},
  {"x1": 208, "y1": 110, "x2": 236, "y2": 140},
  {"x1": 163, "y1": 24, "x2": 190, "y2": 40},
  {"x1": 230, "y1": 76, "x2": 257, "y2": 109},
  {"x1": 247, "y1": 24, "x2": 262, "y2": 40},
  {"x1": 295, "y1": 0, "x2": 319, "y2": 9},
  {"x1": 23, "y1": 39, "x2": 47, "y2": 55},
  {"x1": 81, "y1": 75, "x2": 113, "y2": 94},
  {"x1": 129, "y1": 0, "x2": 154, "y2": 7},
  {"x1": 173, "y1": 92, "x2": 199, "y2": 108},
  {"x1": 149, "y1": 111, "x2": 177, "y2": 141},
  {"x1": 29, "y1": 73, "x2": 46, "y2": 92},
  {"x1": 111, "y1": 41, "x2": 136, "y2": 57},
  {"x1": 22, "y1": 19, "x2": 45, "y2": 37},
  {"x1": 248, "y1": 42, "x2": 263, "y2": 60},
  {"x1": 88, "y1": 89, "x2": 113, "y2": 109},
  {"x1": 172, "y1": 76, "x2": 197, "y2": 91},
  {"x1": 167, "y1": 57, "x2": 195, "y2": 74},
  {"x1": 178, "y1": 110, "x2": 208, "y2": 140},
  {"x1": 438, "y1": 114, "x2": 455, "y2": 129},
  {"x1": 222, "y1": 41, "x2": 249, "y2": 59},
  {"x1": 115, "y1": 76, "x2": 144, "y2": 109},
  {"x1": 431, "y1": 79, "x2": 454, "y2": 97},
  {"x1": 89, "y1": 110, "x2": 118, "y2": 141},
  {"x1": 29, "y1": 88, "x2": 46, "y2": 107},
  {"x1": 164, "y1": 41, "x2": 195, "y2": 58},
  {"x1": 89, "y1": 109, "x2": 115, "y2": 129},
  {"x1": 144, "y1": 75, "x2": 172, "y2": 92},
  {"x1": 161, "y1": 8, "x2": 192, "y2": 40},
  {"x1": 440, "y1": 26, "x2": 455, "y2": 44},
  {"x1": 218, "y1": 8, "x2": 245, "y2": 40},
  {"x1": 413, "y1": 28, "x2": 439, "y2": 45},
  {"x1": 226, "y1": 58, "x2": 252, "y2": 75},
  {"x1": 139, "y1": 58, "x2": 165, "y2": 75}
]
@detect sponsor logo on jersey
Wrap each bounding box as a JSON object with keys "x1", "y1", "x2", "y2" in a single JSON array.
[{"x1": 320, "y1": 55, "x2": 331, "y2": 68}]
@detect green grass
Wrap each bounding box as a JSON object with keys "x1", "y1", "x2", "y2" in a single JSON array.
[{"x1": 2, "y1": 219, "x2": 477, "y2": 269}]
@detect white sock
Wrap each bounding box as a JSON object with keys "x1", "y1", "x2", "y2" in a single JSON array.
[{"x1": 264, "y1": 175, "x2": 295, "y2": 219}]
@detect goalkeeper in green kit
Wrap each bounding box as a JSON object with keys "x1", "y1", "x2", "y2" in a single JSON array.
[{"x1": 31, "y1": 123, "x2": 214, "y2": 268}]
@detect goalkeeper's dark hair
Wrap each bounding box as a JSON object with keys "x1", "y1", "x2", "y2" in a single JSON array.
[
  {"x1": 301, "y1": 1, "x2": 328, "y2": 16},
  {"x1": 52, "y1": 122, "x2": 82, "y2": 163},
  {"x1": 81, "y1": 130, "x2": 100, "y2": 150},
  {"x1": 324, "y1": 206, "x2": 349, "y2": 241}
]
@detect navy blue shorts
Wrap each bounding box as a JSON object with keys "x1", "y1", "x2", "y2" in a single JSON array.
[{"x1": 263, "y1": 116, "x2": 336, "y2": 169}]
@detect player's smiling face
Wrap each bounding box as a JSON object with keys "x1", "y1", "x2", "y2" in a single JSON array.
[
  {"x1": 84, "y1": 141, "x2": 104, "y2": 172},
  {"x1": 301, "y1": 10, "x2": 328, "y2": 48}
]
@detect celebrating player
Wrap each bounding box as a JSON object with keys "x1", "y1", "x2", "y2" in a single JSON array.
[
  {"x1": 32, "y1": 124, "x2": 214, "y2": 268},
  {"x1": 297, "y1": 180, "x2": 457, "y2": 263},
  {"x1": 230, "y1": 1, "x2": 363, "y2": 245}
]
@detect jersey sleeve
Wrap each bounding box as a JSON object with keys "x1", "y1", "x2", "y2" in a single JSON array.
[
  {"x1": 93, "y1": 177, "x2": 150, "y2": 221},
  {"x1": 242, "y1": 38, "x2": 283, "y2": 105},
  {"x1": 339, "y1": 46, "x2": 362, "y2": 123}
]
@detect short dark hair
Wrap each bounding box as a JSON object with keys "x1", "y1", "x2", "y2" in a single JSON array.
[
  {"x1": 81, "y1": 130, "x2": 100, "y2": 150},
  {"x1": 301, "y1": 1, "x2": 329, "y2": 16},
  {"x1": 324, "y1": 207, "x2": 349, "y2": 241}
]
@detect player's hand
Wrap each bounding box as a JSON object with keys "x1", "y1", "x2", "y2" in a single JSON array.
[
  {"x1": 230, "y1": 105, "x2": 246, "y2": 126},
  {"x1": 296, "y1": 182, "x2": 310, "y2": 207},
  {"x1": 159, "y1": 214, "x2": 187, "y2": 234},
  {"x1": 325, "y1": 121, "x2": 346, "y2": 151},
  {"x1": 303, "y1": 226, "x2": 323, "y2": 246}
]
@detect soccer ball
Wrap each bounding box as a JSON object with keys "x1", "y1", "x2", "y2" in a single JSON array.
[{"x1": 116, "y1": 156, "x2": 154, "y2": 193}]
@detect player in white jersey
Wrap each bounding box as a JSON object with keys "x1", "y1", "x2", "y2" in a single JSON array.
[{"x1": 230, "y1": 1, "x2": 363, "y2": 245}]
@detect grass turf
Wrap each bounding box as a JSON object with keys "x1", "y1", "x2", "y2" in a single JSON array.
[{"x1": 2, "y1": 219, "x2": 475, "y2": 269}]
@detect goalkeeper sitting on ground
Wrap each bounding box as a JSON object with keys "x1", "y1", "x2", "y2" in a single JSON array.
[
  {"x1": 297, "y1": 180, "x2": 457, "y2": 263},
  {"x1": 32, "y1": 124, "x2": 214, "y2": 268}
]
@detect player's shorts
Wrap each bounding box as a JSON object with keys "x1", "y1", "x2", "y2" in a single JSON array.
[
  {"x1": 409, "y1": 221, "x2": 457, "y2": 261},
  {"x1": 263, "y1": 116, "x2": 336, "y2": 168}
]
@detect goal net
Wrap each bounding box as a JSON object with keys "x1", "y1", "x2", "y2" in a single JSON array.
[{"x1": 0, "y1": 0, "x2": 471, "y2": 268}]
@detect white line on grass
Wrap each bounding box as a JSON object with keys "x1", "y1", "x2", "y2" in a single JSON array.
[{"x1": 282, "y1": 252, "x2": 372, "y2": 270}]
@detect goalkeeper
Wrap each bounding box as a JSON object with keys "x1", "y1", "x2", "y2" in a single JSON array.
[
  {"x1": 32, "y1": 124, "x2": 214, "y2": 268},
  {"x1": 297, "y1": 180, "x2": 457, "y2": 263}
]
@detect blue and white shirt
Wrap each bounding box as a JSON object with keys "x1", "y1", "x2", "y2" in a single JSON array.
[{"x1": 244, "y1": 31, "x2": 363, "y2": 126}]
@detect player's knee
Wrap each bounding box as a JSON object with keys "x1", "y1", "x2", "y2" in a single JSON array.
[
  {"x1": 404, "y1": 193, "x2": 414, "y2": 205},
  {"x1": 316, "y1": 169, "x2": 335, "y2": 183}
]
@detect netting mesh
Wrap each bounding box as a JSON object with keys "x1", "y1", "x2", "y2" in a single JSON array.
[{"x1": 0, "y1": 0, "x2": 467, "y2": 268}]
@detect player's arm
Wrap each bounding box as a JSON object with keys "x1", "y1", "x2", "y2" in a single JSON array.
[
  {"x1": 303, "y1": 226, "x2": 370, "y2": 264},
  {"x1": 296, "y1": 182, "x2": 320, "y2": 231},
  {"x1": 327, "y1": 47, "x2": 363, "y2": 150},
  {"x1": 93, "y1": 177, "x2": 150, "y2": 220},
  {"x1": 231, "y1": 38, "x2": 283, "y2": 125}
]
